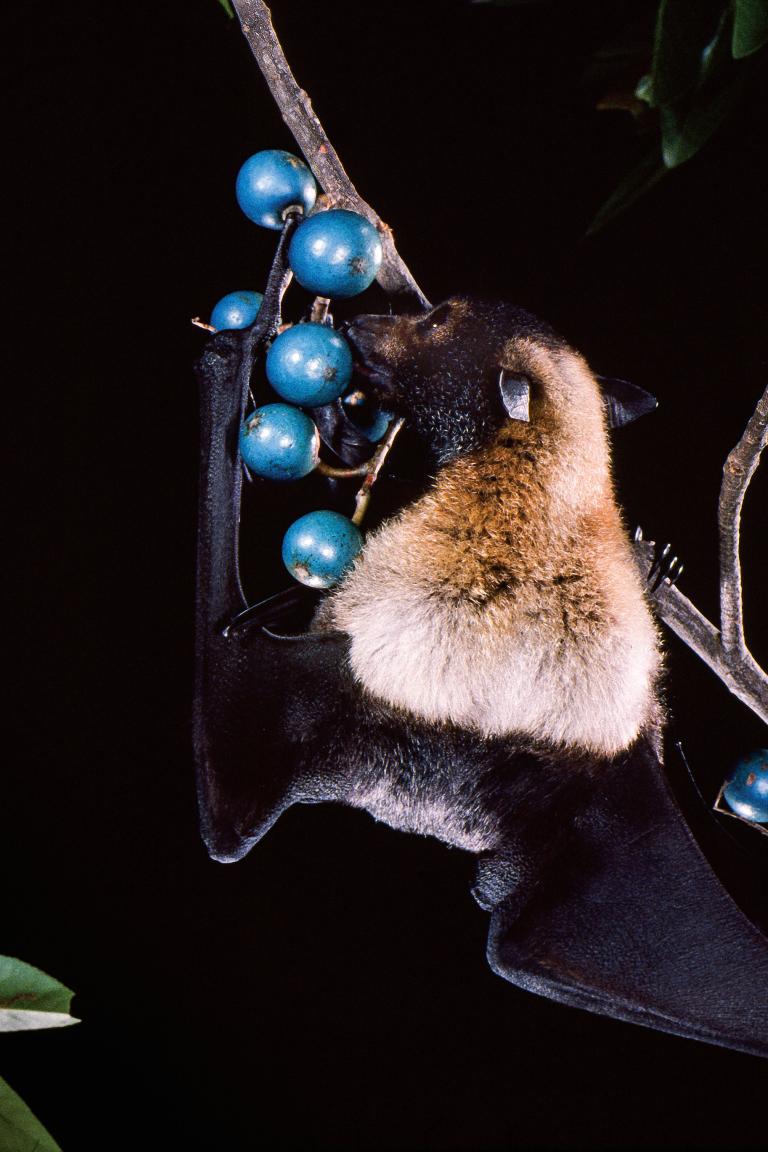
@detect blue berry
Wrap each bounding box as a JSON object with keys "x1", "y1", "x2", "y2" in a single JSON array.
[
  {"x1": 282, "y1": 510, "x2": 363, "y2": 588},
  {"x1": 235, "y1": 150, "x2": 317, "y2": 230},
  {"x1": 341, "y1": 389, "x2": 392, "y2": 442},
  {"x1": 210, "y1": 290, "x2": 263, "y2": 331},
  {"x1": 239, "y1": 404, "x2": 319, "y2": 481},
  {"x1": 723, "y1": 749, "x2": 768, "y2": 823},
  {"x1": 266, "y1": 323, "x2": 353, "y2": 407},
  {"x1": 288, "y1": 210, "x2": 383, "y2": 298}
]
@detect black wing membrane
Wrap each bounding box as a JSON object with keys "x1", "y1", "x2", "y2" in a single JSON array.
[{"x1": 487, "y1": 740, "x2": 768, "y2": 1057}]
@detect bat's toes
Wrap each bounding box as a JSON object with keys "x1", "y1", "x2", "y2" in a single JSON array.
[{"x1": 641, "y1": 536, "x2": 684, "y2": 594}]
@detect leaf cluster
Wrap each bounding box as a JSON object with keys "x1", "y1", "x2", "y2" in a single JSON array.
[{"x1": 591, "y1": 0, "x2": 768, "y2": 231}]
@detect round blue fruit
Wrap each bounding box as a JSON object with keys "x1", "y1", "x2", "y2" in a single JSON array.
[
  {"x1": 723, "y1": 749, "x2": 768, "y2": 823},
  {"x1": 288, "y1": 209, "x2": 383, "y2": 298},
  {"x1": 282, "y1": 510, "x2": 363, "y2": 588},
  {"x1": 239, "y1": 404, "x2": 319, "y2": 481},
  {"x1": 266, "y1": 323, "x2": 353, "y2": 406},
  {"x1": 235, "y1": 149, "x2": 317, "y2": 229},
  {"x1": 210, "y1": 290, "x2": 263, "y2": 331}
]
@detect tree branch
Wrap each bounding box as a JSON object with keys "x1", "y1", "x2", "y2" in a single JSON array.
[
  {"x1": 634, "y1": 382, "x2": 768, "y2": 726},
  {"x1": 718, "y1": 382, "x2": 768, "y2": 656},
  {"x1": 231, "y1": 0, "x2": 430, "y2": 310},
  {"x1": 634, "y1": 538, "x2": 767, "y2": 725}
]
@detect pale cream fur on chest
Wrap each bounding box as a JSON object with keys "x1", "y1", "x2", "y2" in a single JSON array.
[{"x1": 317, "y1": 345, "x2": 661, "y2": 757}]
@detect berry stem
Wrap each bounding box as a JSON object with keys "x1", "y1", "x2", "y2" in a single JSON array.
[
  {"x1": 310, "y1": 297, "x2": 331, "y2": 325},
  {"x1": 351, "y1": 417, "x2": 405, "y2": 527}
]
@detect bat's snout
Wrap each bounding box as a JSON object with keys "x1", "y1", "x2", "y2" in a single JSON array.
[{"x1": 342, "y1": 315, "x2": 403, "y2": 408}]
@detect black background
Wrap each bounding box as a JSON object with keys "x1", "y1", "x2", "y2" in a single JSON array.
[{"x1": 5, "y1": 1, "x2": 768, "y2": 1148}]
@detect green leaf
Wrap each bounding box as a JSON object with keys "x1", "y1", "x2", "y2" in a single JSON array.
[
  {"x1": 650, "y1": 0, "x2": 726, "y2": 107},
  {"x1": 586, "y1": 150, "x2": 666, "y2": 236},
  {"x1": 732, "y1": 0, "x2": 768, "y2": 56},
  {"x1": 635, "y1": 73, "x2": 654, "y2": 105},
  {"x1": 0, "y1": 957, "x2": 78, "y2": 1033},
  {"x1": 0, "y1": 1077, "x2": 62, "y2": 1152},
  {"x1": 660, "y1": 74, "x2": 743, "y2": 167},
  {"x1": 700, "y1": 6, "x2": 738, "y2": 84},
  {"x1": 216, "y1": 0, "x2": 235, "y2": 18}
]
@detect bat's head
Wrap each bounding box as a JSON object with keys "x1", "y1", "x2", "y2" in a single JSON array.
[{"x1": 344, "y1": 296, "x2": 656, "y2": 465}]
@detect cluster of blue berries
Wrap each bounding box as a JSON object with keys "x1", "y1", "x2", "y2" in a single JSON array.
[{"x1": 208, "y1": 150, "x2": 386, "y2": 589}]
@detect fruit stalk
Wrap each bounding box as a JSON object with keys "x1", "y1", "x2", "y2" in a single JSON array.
[{"x1": 351, "y1": 417, "x2": 405, "y2": 526}]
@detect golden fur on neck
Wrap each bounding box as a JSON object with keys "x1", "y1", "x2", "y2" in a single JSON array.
[{"x1": 315, "y1": 339, "x2": 662, "y2": 757}]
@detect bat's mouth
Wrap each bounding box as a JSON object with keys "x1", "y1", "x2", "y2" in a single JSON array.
[{"x1": 342, "y1": 316, "x2": 403, "y2": 409}]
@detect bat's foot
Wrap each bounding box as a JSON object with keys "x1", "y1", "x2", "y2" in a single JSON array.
[{"x1": 633, "y1": 527, "x2": 684, "y2": 594}]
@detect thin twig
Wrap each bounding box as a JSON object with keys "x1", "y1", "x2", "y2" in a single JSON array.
[
  {"x1": 230, "y1": 0, "x2": 430, "y2": 309},
  {"x1": 316, "y1": 460, "x2": 369, "y2": 480},
  {"x1": 352, "y1": 418, "x2": 405, "y2": 526},
  {"x1": 718, "y1": 383, "x2": 768, "y2": 656}
]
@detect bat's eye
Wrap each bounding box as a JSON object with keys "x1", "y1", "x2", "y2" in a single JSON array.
[{"x1": 416, "y1": 302, "x2": 452, "y2": 334}]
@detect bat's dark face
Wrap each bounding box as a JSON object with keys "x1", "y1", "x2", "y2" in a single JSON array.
[{"x1": 344, "y1": 297, "x2": 563, "y2": 463}]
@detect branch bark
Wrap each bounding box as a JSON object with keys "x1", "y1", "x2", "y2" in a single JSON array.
[
  {"x1": 718, "y1": 383, "x2": 768, "y2": 656},
  {"x1": 231, "y1": 0, "x2": 430, "y2": 309}
]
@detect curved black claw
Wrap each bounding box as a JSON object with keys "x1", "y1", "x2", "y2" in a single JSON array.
[{"x1": 646, "y1": 539, "x2": 683, "y2": 594}]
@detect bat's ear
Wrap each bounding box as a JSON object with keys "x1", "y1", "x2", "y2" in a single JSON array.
[
  {"x1": 598, "y1": 375, "x2": 657, "y2": 427},
  {"x1": 498, "y1": 369, "x2": 531, "y2": 422}
]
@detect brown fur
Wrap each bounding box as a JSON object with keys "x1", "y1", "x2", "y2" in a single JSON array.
[{"x1": 316, "y1": 306, "x2": 662, "y2": 756}]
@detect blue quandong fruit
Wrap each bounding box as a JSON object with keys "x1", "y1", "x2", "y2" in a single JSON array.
[
  {"x1": 266, "y1": 323, "x2": 353, "y2": 407},
  {"x1": 239, "y1": 403, "x2": 320, "y2": 481},
  {"x1": 236, "y1": 149, "x2": 317, "y2": 229},
  {"x1": 282, "y1": 510, "x2": 363, "y2": 588},
  {"x1": 210, "y1": 290, "x2": 263, "y2": 331},
  {"x1": 288, "y1": 209, "x2": 383, "y2": 298},
  {"x1": 723, "y1": 749, "x2": 768, "y2": 823}
]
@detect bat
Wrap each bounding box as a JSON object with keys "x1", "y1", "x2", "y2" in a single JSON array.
[{"x1": 193, "y1": 294, "x2": 768, "y2": 1058}]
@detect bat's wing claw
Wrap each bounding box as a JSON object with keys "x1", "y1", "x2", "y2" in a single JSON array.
[{"x1": 224, "y1": 586, "x2": 321, "y2": 637}]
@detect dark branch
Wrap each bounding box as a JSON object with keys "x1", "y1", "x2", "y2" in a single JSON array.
[{"x1": 231, "y1": 0, "x2": 430, "y2": 310}]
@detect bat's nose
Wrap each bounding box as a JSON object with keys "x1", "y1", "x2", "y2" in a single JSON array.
[
  {"x1": 341, "y1": 313, "x2": 397, "y2": 334},
  {"x1": 342, "y1": 315, "x2": 402, "y2": 406}
]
